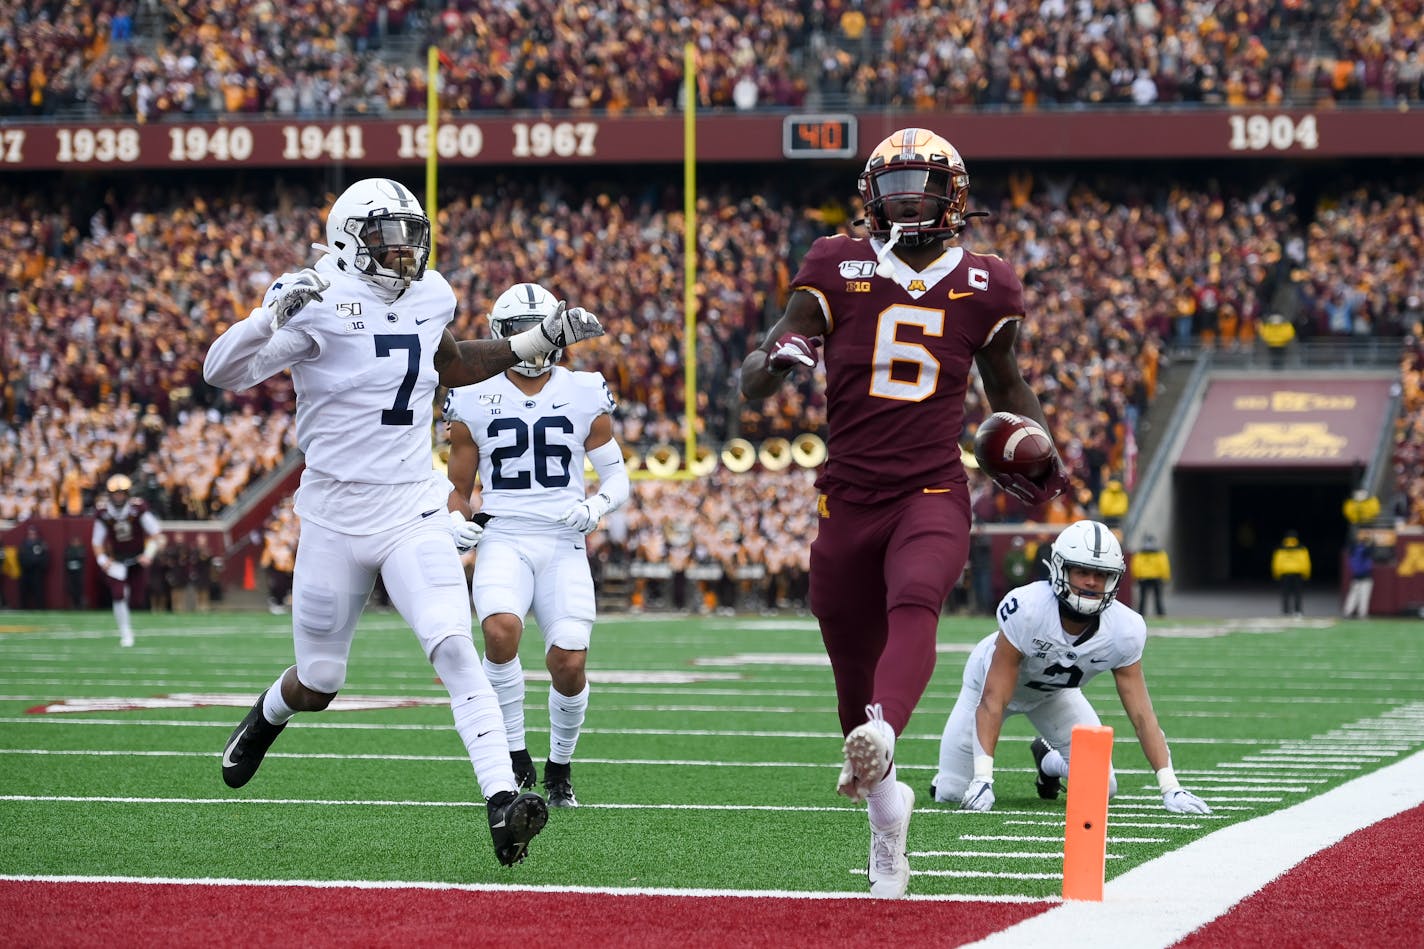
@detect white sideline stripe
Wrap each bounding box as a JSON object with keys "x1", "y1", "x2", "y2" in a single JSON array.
[
  {"x1": 961, "y1": 748, "x2": 1424, "y2": 949},
  {"x1": 0, "y1": 795, "x2": 1099, "y2": 820},
  {"x1": 0, "y1": 873, "x2": 1045, "y2": 904},
  {"x1": 913, "y1": 851, "x2": 1125, "y2": 861},
  {"x1": 1004, "y1": 821, "x2": 1208, "y2": 830},
  {"x1": 0, "y1": 717, "x2": 1305, "y2": 748},
  {"x1": 960, "y1": 835, "x2": 1169, "y2": 844}
]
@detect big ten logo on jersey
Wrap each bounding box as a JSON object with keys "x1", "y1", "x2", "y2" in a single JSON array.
[
  {"x1": 337, "y1": 302, "x2": 365, "y2": 331},
  {"x1": 968, "y1": 268, "x2": 989, "y2": 290},
  {"x1": 839, "y1": 260, "x2": 876, "y2": 293}
]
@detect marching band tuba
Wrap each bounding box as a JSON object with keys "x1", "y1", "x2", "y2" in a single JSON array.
[
  {"x1": 791, "y1": 432, "x2": 827, "y2": 468},
  {"x1": 758, "y1": 437, "x2": 793, "y2": 471},
  {"x1": 644, "y1": 443, "x2": 682, "y2": 477},
  {"x1": 720, "y1": 437, "x2": 756, "y2": 473}
]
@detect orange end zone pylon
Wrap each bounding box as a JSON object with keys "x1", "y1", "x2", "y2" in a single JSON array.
[{"x1": 1062, "y1": 724, "x2": 1113, "y2": 901}]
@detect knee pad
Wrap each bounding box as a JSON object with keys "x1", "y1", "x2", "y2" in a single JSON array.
[{"x1": 432, "y1": 635, "x2": 488, "y2": 699}]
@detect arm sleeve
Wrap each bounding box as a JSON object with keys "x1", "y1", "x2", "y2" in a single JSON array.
[
  {"x1": 203, "y1": 307, "x2": 319, "y2": 391},
  {"x1": 586, "y1": 438, "x2": 629, "y2": 511}
]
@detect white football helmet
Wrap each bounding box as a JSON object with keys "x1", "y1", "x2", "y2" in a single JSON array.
[
  {"x1": 489, "y1": 282, "x2": 560, "y2": 376},
  {"x1": 325, "y1": 178, "x2": 430, "y2": 302},
  {"x1": 1049, "y1": 520, "x2": 1125, "y2": 616}
]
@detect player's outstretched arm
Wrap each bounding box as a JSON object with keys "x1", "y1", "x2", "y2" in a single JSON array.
[
  {"x1": 436, "y1": 332, "x2": 520, "y2": 388},
  {"x1": 436, "y1": 302, "x2": 605, "y2": 388},
  {"x1": 1114, "y1": 662, "x2": 1212, "y2": 814},
  {"x1": 962, "y1": 634, "x2": 1022, "y2": 812},
  {"x1": 740, "y1": 291, "x2": 826, "y2": 401}
]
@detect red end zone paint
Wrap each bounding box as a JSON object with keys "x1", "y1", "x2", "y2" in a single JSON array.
[
  {"x1": 1, "y1": 883, "x2": 1050, "y2": 948},
  {"x1": 1176, "y1": 803, "x2": 1424, "y2": 949}
]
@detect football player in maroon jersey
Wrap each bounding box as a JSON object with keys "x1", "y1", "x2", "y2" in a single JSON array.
[
  {"x1": 740, "y1": 127, "x2": 1070, "y2": 898},
  {"x1": 91, "y1": 474, "x2": 164, "y2": 647}
]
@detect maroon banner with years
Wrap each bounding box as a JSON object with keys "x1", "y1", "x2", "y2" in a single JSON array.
[{"x1": 2, "y1": 108, "x2": 1422, "y2": 170}]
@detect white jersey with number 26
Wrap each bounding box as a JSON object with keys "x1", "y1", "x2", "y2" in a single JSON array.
[{"x1": 443, "y1": 367, "x2": 615, "y2": 534}]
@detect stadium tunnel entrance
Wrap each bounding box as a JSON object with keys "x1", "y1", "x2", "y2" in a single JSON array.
[{"x1": 1171, "y1": 469, "x2": 1356, "y2": 590}]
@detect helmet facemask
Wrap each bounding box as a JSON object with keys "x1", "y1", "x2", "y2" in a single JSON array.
[
  {"x1": 492, "y1": 314, "x2": 560, "y2": 376},
  {"x1": 859, "y1": 165, "x2": 967, "y2": 248},
  {"x1": 324, "y1": 179, "x2": 431, "y2": 303},
  {"x1": 487, "y1": 282, "x2": 563, "y2": 377},
  {"x1": 345, "y1": 213, "x2": 430, "y2": 299},
  {"x1": 857, "y1": 129, "x2": 971, "y2": 253},
  {"x1": 1048, "y1": 521, "x2": 1125, "y2": 617}
]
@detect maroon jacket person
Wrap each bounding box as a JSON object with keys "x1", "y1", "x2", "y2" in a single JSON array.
[
  {"x1": 92, "y1": 474, "x2": 163, "y2": 647},
  {"x1": 740, "y1": 127, "x2": 1069, "y2": 898}
]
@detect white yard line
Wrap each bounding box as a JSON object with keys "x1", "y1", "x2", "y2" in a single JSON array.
[{"x1": 961, "y1": 748, "x2": 1424, "y2": 949}]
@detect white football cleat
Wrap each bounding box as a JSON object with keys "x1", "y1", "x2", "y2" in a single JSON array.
[
  {"x1": 868, "y1": 781, "x2": 914, "y2": 898},
  {"x1": 838, "y1": 704, "x2": 894, "y2": 802},
  {"x1": 119, "y1": 630, "x2": 134, "y2": 648}
]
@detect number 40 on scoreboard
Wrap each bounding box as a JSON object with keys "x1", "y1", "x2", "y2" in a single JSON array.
[{"x1": 782, "y1": 114, "x2": 858, "y2": 159}]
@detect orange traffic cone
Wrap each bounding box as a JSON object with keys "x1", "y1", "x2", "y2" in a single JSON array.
[{"x1": 243, "y1": 556, "x2": 256, "y2": 591}]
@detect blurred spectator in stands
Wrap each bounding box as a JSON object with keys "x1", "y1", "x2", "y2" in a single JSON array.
[
  {"x1": 1130, "y1": 534, "x2": 1171, "y2": 617},
  {"x1": 0, "y1": 544, "x2": 17, "y2": 606},
  {"x1": 259, "y1": 499, "x2": 297, "y2": 614},
  {"x1": 64, "y1": 537, "x2": 87, "y2": 608},
  {"x1": 1342, "y1": 487, "x2": 1381, "y2": 530},
  {"x1": 1002, "y1": 535, "x2": 1032, "y2": 592},
  {"x1": 1096, "y1": 478, "x2": 1129, "y2": 531},
  {"x1": 1342, "y1": 535, "x2": 1374, "y2": 619},
  {"x1": 1259, "y1": 312, "x2": 1296, "y2": 368},
  {"x1": 968, "y1": 530, "x2": 994, "y2": 615},
  {"x1": 1271, "y1": 530, "x2": 1311, "y2": 618},
  {"x1": 18, "y1": 524, "x2": 50, "y2": 609}
]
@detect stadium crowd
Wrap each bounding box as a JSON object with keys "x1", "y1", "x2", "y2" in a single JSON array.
[
  {"x1": 5, "y1": 0, "x2": 1422, "y2": 118},
  {"x1": 2, "y1": 165, "x2": 1421, "y2": 609}
]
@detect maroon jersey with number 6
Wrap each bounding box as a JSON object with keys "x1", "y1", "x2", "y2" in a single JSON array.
[{"x1": 790, "y1": 234, "x2": 1025, "y2": 504}]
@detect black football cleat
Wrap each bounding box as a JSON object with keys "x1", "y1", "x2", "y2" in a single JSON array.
[
  {"x1": 544, "y1": 760, "x2": 579, "y2": 808},
  {"x1": 1030, "y1": 737, "x2": 1061, "y2": 800},
  {"x1": 222, "y1": 690, "x2": 287, "y2": 789},
  {"x1": 487, "y1": 790, "x2": 548, "y2": 866},
  {"x1": 511, "y1": 748, "x2": 538, "y2": 790}
]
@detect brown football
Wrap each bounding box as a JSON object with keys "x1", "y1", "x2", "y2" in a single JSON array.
[{"x1": 973, "y1": 412, "x2": 1054, "y2": 480}]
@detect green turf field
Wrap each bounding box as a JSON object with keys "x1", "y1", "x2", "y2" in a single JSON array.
[{"x1": 1, "y1": 609, "x2": 1420, "y2": 898}]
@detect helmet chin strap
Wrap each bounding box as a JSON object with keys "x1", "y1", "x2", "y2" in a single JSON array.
[{"x1": 873, "y1": 221, "x2": 907, "y2": 279}]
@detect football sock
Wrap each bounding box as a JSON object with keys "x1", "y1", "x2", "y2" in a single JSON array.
[
  {"x1": 113, "y1": 601, "x2": 131, "y2": 635},
  {"x1": 1041, "y1": 747, "x2": 1068, "y2": 778},
  {"x1": 262, "y1": 668, "x2": 297, "y2": 725},
  {"x1": 867, "y1": 763, "x2": 904, "y2": 830},
  {"x1": 482, "y1": 655, "x2": 527, "y2": 751},
  {"x1": 547, "y1": 682, "x2": 589, "y2": 765},
  {"x1": 435, "y1": 639, "x2": 515, "y2": 797}
]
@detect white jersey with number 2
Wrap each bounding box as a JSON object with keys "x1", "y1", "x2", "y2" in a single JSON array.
[{"x1": 986, "y1": 580, "x2": 1146, "y2": 712}]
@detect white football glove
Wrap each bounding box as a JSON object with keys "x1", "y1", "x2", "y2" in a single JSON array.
[
  {"x1": 104, "y1": 559, "x2": 129, "y2": 582},
  {"x1": 560, "y1": 492, "x2": 613, "y2": 535},
  {"x1": 960, "y1": 779, "x2": 995, "y2": 812},
  {"x1": 448, "y1": 510, "x2": 484, "y2": 552},
  {"x1": 1163, "y1": 788, "x2": 1212, "y2": 814},
  {"x1": 542, "y1": 301, "x2": 605, "y2": 348},
  {"x1": 766, "y1": 333, "x2": 820, "y2": 373},
  {"x1": 264, "y1": 268, "x2": 330, "y2": 331}
]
